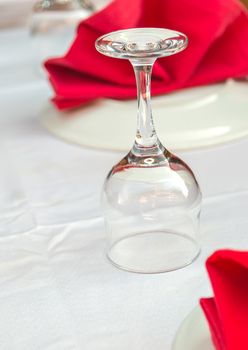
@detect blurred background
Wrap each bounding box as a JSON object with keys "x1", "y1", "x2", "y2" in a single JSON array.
[
  {"x1": 1, "y1": 0, "x2": 247, "y2": 29},
  {"x1": 0, "y1": 0, "x2": 108, "y2": 28}
]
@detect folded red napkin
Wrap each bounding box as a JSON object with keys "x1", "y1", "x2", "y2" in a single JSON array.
[
  {"x1": 200, "y1": 250, "x2": 248, "y2": 350},
  {"x1": 45, "y1": 0, "x2": 248, "y2": 110}
]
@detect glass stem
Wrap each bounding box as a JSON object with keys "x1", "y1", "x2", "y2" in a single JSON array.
[{"x1": 132, "y1": 62, "x2": 160, "y2": 153}]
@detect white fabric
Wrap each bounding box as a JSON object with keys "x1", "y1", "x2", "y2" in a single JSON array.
[{"x1": 0, "y1": 27, "x2": 248, "y2": 350}]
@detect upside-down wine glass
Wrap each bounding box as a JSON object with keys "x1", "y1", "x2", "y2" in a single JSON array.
[{"x1": 95, "y1": 28, "x2": 202, "y2": 273}]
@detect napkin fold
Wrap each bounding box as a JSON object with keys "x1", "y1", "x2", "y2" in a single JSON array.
[
  {"x1": 45, "y1": 0, "x2": 248, "y2": 110},
  {"x1": 200, "y1": 250, "x2": 248, "y2": 350}
]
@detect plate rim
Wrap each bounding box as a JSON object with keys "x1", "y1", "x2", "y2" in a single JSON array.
[
  {"x1": 171, "y1": 305, "x2": 214, "y2": 350},
  {"x1": 41, "y1": 80, "x2": 248, "y2": 152}
]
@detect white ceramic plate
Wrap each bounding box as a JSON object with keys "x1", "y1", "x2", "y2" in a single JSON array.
[
  {"x1": 41, "y1": 79, "x2": 248, "y2": 152},
  {"x1": 172, "y1": 306, "x2": 214, "y2": 350}
]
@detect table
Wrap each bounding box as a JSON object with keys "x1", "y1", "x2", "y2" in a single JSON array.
[{"x1": 0, "y1": 27, "x2": 248, "y2": 350}]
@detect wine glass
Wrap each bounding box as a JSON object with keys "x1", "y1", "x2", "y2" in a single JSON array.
[
  {"x1": 30, "y1": 0, "x2": 94, "y2": 72},
  {"x1": 96, "y1": 28, "x2": 202, "y2": 273}
]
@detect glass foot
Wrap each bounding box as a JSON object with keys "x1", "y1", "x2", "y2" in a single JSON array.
[{"x1": 96, "y1": 28, "x2": 187, "y2": 60}]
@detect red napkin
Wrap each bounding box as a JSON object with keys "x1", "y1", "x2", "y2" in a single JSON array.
[
  {"x1": 45, "y1": 0, "x2": 248, "y2": 110},
  {"x1": 200, "y1": 250, "x2": 248, "y2": 350}
]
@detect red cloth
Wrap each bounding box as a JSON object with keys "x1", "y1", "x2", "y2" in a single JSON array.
[
  {"x1": 200, "y1": 250, "x2": 248, "y2": 350},
  {"x1": 45, "y1": 0, "x2": 248, "y2": 110}
]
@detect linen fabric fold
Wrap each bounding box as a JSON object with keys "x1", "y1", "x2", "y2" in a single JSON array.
[
  {"x1": 45, "y1": 0, "x2": 248, "y2": 110},
  {"x1": 200, "y1": 250, "x2": 248, "y2": 350}
]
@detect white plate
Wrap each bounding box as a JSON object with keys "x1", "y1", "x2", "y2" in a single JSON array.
[
  {"x1": 172, "y1": 306, "x2": 214, "y2": 350},
  {"x1": 41, "y1": 79, "x2": 248, "y2": 152}
]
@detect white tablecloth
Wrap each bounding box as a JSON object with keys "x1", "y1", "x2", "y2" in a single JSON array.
[{"x1": 0, "y1": 27, "x2": 248, "y2": 350}]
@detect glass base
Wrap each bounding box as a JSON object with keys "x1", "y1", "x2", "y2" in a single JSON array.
[{"x1": 107, "y1": 231, "x2": 200, "y2": 274}]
